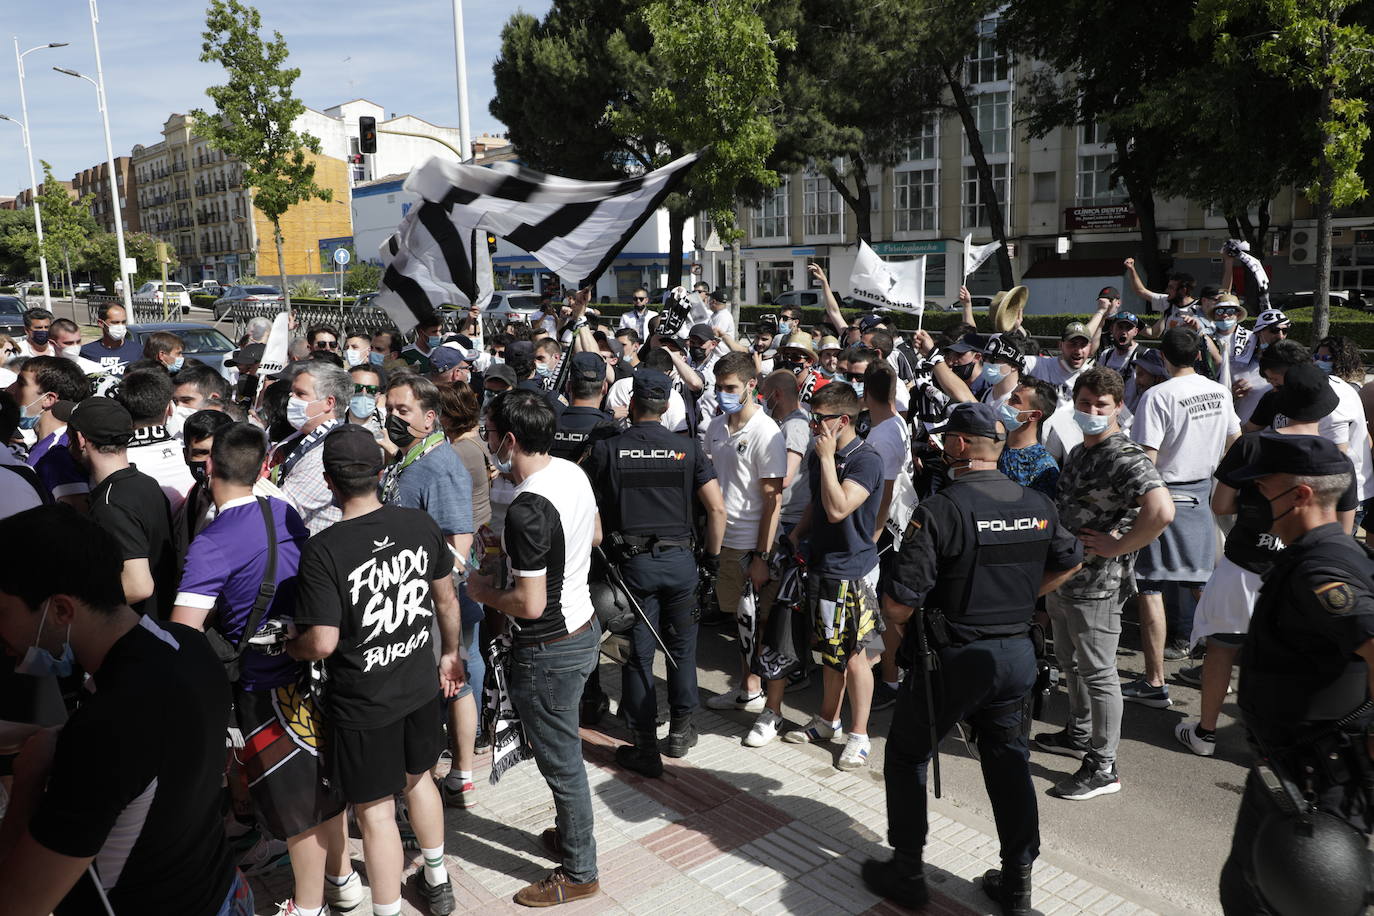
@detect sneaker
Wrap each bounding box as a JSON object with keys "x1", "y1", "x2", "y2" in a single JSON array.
[
  {"x1": 238, "y1": 832, "x2": 290, "y2": 876},
  {"x1": 1162, "y1": 639, "x2": 1191, "y2": 661},
  {"x1": 705, "y1": 689, "x2": 765, "y2": 712},
  {"x1": 1175, "y1": 719, "x2": 1217, "y2": 757},
  {"x1": 784, "y1": 668, "x2": 812, "y2": 693},
  {"x1": 782, "y1": 713, "x2": 838, "y2": 744},
  {"x1": 513, "y1": 867, "x2": 600, "y2": 907},
  {"x1": 1049, "y1": 754, "x2": 1122, "y2": 801},
  {"x1": 272, "y1": 902, "x2": 333, "y2": 916},
  {"x1": 324, "y1": 872, "x2": 367, "y2": 913},
  {"x1": 870, "y1": 681, "x2": 900, "y2": 711},
  {"x1": 413, "y1": 870, "x2": 457, "y2": 915},
  {"x1": 1176, "y1": 664, "x2": 1203, "y2": 687},
  {"x1": 743, "y1": 708, "x2": 782, "y2": 747},
  {"x1": 837, "y1": 733, "x2": 871, "y2": 770},
  {"x1": 474, "y1": 730, "x2": 492, "y2": 752},
  {"x1": 439, "y1": 777, "x2": 478, "y2": 809},
  {"x1": 1120, "y1": 677, "x2": 1172, "y2": 708},
  {"x1": 1032, "y1": 728, "x2": 1089, "y2": 760},
  {"x1": 664, "y1": 719, "x2": 698, "y2": 758}
]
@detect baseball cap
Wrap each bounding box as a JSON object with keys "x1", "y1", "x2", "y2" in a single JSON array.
[
  {"x1": 229, "y1": 343, "x2": 266, "y2": 368},
  {"x1": 688, "y1": 323, "x2": 715, "y2": 343},
  {"x1": 1112, "y1": 311, "x2": 1142, "y2": 329},
  {"x1": 484, "y1": 364, "x2": 517, "y2": 390},
  {"x1": 1231, "y1": 431, "x2": 1352, "y2": 482},
  {"x1": 1272, "y1": 363, "x2": 1339, "y2": 422},
  {"x1": 708, "y1": 288, "x2": 729, "y2": 304},
  {"x1": 506, "y1": 340, "x2": 535, "y2": 361},
  {"x1": 1099, "y1": 286, "x2": 1121, "y2": 300},
  {"x1": 934, "y1": 402, "x2": 1004, "y2": 441},
  {"x1": 569, "y1": 351, "x2": 606, "y2": 383},
  {"x1": 945, "y1": 332, "x2": 988, "y2": 354},
  {"x1": 429, "y1": 346, "x2": 469, "y2": 373},
  {"x1": 67, "y1": 396, "x2": 133, "y2": 446},
  {"x1": 1198, "y1": 285, "x2": 1222, "y2": 301},
  {"x1": 632, "y1": 368, "x2": 672, "y2": 401},
  {"x1": 1254, "y1": 309, "x2": 1292, "y2": 332},
  {"x1": 1134, "y1": 348, "x2": 1168, "y2": 379},
  {"x1": 1061, "y1": 321, "x2": 1090, "y2": 342},
  {"x1": 322, "y1": 423, "x2": 384, "y2": 476},
  {"x1": 857, "y1": 314, "x2": 885, "y2": 333}
]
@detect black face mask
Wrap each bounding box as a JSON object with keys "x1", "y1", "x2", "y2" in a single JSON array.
[
  {"x1": 781, "y1": 357, "x2": 806, "y2": 377},
  {"x1": 951, "y1": 361, "x2": 976, "y2": 381},
  {"x1": 385, "y1": 413, "x2": 417, "y2": 448},
  {"x1": 689, "y1": 346, "x2": 707, "y2": 364},
  {"x1": 188, "y1": 460, "x2": 209, "y2": 487},
  {"x1": 1238, "y1": 485, "x2": 1298, "y2": 534}
]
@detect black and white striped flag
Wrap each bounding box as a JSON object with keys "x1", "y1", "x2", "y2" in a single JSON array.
[{"x1": 376, "y1": 150, "x2": 703, "y2": 328}]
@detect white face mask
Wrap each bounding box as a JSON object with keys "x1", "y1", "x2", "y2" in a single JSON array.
[
  {"x1": 286, "y1": 396, "x2": 323, "y2": 430},
  {"x1": 106, "y1": 323, "x2": 128, "y2": 342},
  {"x1": 61, "y1": 345, "x2": 82, "y2": 360},
  {"x1": 344, "y1": 348, "x2": 367, "y2": 368}
]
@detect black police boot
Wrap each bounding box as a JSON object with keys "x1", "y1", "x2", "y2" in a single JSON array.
[
  {"x1": 664, "y1": 715, "x2": 698, "y2": 758},
  {"x1": 861, "y1": 853, "x2": 928, "y2": 909},
  {"x1": 579, "y1": 669, "x2": 609, "y2": 727},
  {"x1": 615, "y1": 729, "x2": 664, "y2": 778},
  {"x1": 981, "y1": 864, "x2": 1033, "y2": 916}
]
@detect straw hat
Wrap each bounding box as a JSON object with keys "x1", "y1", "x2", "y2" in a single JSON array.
[
  {"x1": 780, "y1": 331, "x2": 815, "y2": 355},
  {"x1": 817, "y1": 335, "x2": 841, "y2": 353},
  {"x1": 1203, "y1": 292, "x2": 1247, "y2": 322},
  {"x1": 989, "y1": 286, "x2": 1029, "y2": 333}
]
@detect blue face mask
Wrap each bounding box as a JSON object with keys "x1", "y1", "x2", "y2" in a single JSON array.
[
  {"x1": 1213, "y1": 318, "x2": 1237, "y2": 333},
  {"x1": 1315, "y1": 357, "x2": 1335, "y2": 375},
  {"x1": 369, "y1": 351, "x2": 385, "y2": 366},
  {"x1": 169, "y1": 356, "x2": 184, "y2": 373},
  {"x1": 718, "y1": 390, "x2": 744, "y2": 415},
  {"x1": 490, "y1": 436, "x2": 514, "y2": 474},
  {"x1": 850, "y1": 380, "x2": 866, "y2": 400},
  {"x1": 982, "y1": 363, "x2": 1008, "y2": 385},
  {"x1": 534, "y1": 363, "x2": 554, "y2": 379},
  {"x1": 1073, "y1": 409, "x2": 1112, "y2": 435},
  {"x1": 427, "y1": 335, "x2": 442, "y2": 349},
  {"x1": 18, "y1": 394, "x2": 45, "y2": 430},
  {"x1": 997, "y1": 402, "x2": 1025, "y2": 432},
  {"x1": 349, "y1": 394, "x2": 376, "y2": 418},
  {"x1": 16, "y1": 600, "x2": 74, "y2": 679}
]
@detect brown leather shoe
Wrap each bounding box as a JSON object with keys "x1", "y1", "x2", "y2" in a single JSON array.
[
  {"x1": 513, "y1": 867, "x2": 600, "y2": 907},
  {"x1": 539, "y1": 827, "x2": 562, "y2": 858}
]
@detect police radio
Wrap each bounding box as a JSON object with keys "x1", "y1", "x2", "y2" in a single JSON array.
[{"x1": 656, "y1": 286, "x2": 691, "y2": 337}]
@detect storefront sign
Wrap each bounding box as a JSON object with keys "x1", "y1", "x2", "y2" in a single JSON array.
[
  {"x1": 871, "y1": 240, "x2": 945, "y2": 256},
  {"x1": 1064, "y1": 205, "x2": 1138, "y2": 231}
]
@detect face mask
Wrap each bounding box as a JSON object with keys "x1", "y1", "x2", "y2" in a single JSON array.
[
  {"x1": 18, "y1": 394, "x2": 45, "y2": 431},
  {"x1": 718, "y1": 390, "x2": 744, "y2": 415},
  {"x1": 188, "y1": 460, "x2": 209, "y2": 486},
  {"x1": 16, "y1": 599, "x2": 74, "y2": 679},
  {"x1": 534, "y1": 363, "x2": 554, "y2": 379},
  {"x1": 1241, "y1": 485, "x2": 1299, "y2": 533},
  {"x1": 489, "y1": 354, "x2": 505, "y2": 365},
  {"x1": 982, "y1": 363, "x2": 1007, "y2": 385},
  {"x1": 349, "y1": 394, "x2": 376, "y2": 418},
  {"x1": 30, "y1": 330, "x2": 49, "y2": 347},
  {"x1": 385, "y1": 412, "x2": 417, "y2": 448},
  {"x1": 952, "y1": 361, "x2": 976, "y2": 381},
  {"x1": 689, "y1": 346, "x2": 707, "y2": 364},
  {"x1": 345, "y1": 348, "x2": 366, "y2": 368},
  {"x1": 106, "y1": 323, "x2": 128, "y2": 341},
  {"x1": 817, "y1": 367, "x2": 835, "y2": 380},
  {"x1": 850, "y1": 380, "x2": 866, "y2": 400},
  {"x1": 1259, "y1": 340, "x2": 1271, "y2": 353},
  {"x1": 490, "y1": 436, "x2": 514, "y2": 474},
  {"x1": 1214, "y1": 318, "x2": 1237, "y2": 333},
  {"x1": 173, "y1": 404, "x2": 197, "y2": 423},
  {"x1": 1073, "y1": 409, "x2": 1112, "y2": 435},
  {"x1": 1315, "y1": 357, "x2": 1335, "y2": 375},
  {"x1": 779, "y1": 320, "x2": 794, "y2": 335},
  {"x1": 62, "y1": 345, "x2": 81, "y2": 360},
  {"x1": 286, "y1": 396, "x2": 322, "y2": 431},
  {"x1": 997, "y1": 402, "x2": 1025, "y2": 433},
  {"x1": 169, "y1": 356, "x2": 185, "y2": 373},
  {"x1": 426, "y1": 335, "x2": 442, "y2": 349},
  {"x1": 368, "y1": 351, "x2": 384, "y2": 366},
  {"x1": 781, "y1": 357, "x2": 806, "y2": 377}
]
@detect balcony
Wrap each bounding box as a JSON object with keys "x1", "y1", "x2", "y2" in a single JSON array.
[
  {"x1": 174, "y1": 190, "x2": 190, "y2": 201},
  {"x1": 172, "y1": 162, "x2": 187, "y2": 173}
]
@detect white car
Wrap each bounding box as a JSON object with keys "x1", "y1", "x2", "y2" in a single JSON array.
[{"x1": 133, "y1": 281, "x2": 193, "y2": 314}]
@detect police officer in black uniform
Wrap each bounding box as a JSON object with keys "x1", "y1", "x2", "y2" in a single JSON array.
[
  {"x1": 862, "y1": 403, "x2": 1082, "y2": 916},
  {"x1": 549, "y1": 351, "x2": 617, "y2": 464},
  {"x1": 1218, "y1": 433, "x2": 1374, "y2": 915},
  {"x1": 584, "y1": 368, "x2": 727, "y2": 777}
]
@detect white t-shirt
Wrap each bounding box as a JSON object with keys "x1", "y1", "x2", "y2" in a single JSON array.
[
  {"x1": 1026, "y1": 354, "x2": 1092, "y2": 406},
  {"x1": 17, "y1": 339, "x2": 58, "y2": 358},
  {"x1": 884, "y1": 351, "x2": 911, "y2": 412},
  {"x1": 127, "y1": 425, "x2": 195, "y2": 516},
  {"x1": 1131, "y1": 373, "x2": 1240, "y2": 482},
  {"x1": 1041, "y1": 402, "x2": 1085, "y2": 468},
  {"x1": 1274, "y1": 377, "x2": 1374, "y2": 500},
  {"x1": 703, "y1": 408, "x2": 788, "y2": 550},
  {"x1": 709, "y1": 308, "x2": 736, "y2": 339},
  {"x1": 777, "y1": 409, "x2": 812, "y2": 525},
  {"x1": 618, "y1": 309, "x2": 658, "y2": 339},
  {"x1": 1151, "y1": 295, "x2": 1211, "y2": 332},
  {"x1": 606, "y1": 376, "x2": 688, "y2": 433},
  {"x1": 505, "y1": 456, "x2": 597, "y2": 634},
  {"x1": 866, "y1": 413, "x2": 916, "y2": 534}
]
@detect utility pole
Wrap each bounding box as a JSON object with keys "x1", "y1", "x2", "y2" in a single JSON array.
[
  {"x1": 452, "y1": 0, "x2": 472, "y2": 161},
  {"x1": 12, "y1": 37, "x2": 66, "y2": 310}
]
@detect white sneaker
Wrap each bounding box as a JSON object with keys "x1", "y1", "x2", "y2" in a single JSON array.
[
  {"x1": 706, "y1": 689, "x2": 766, "y2": 712},
  {"x1": 837, "y1": 733, "x2": 871, "y2": 770},
  {"x1": 1175, "y1": 719, "x2": 1217, "y2": 757},
  {"x1": 743, "y1": 709, "x2": 782, "y2": 747},
  {"x1": 238, "y1": 832, "x2": 290, "y2": 876},
  {"x1": 273, "y1": 903, "x2": 334, "y2": 916},
  {"x1": 323, "y1": 871, "x2": 367, "y2": 912},
  {"x1": 782, "y1": 714, "x2": 839, "y2": 744}
]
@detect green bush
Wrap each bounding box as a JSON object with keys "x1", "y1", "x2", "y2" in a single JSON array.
[{"x1": 0, "y1": 286, "x2": 13, "y2": 294}]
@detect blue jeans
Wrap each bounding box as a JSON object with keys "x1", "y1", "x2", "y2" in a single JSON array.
[
  {"x1": 619, "y1": 546, "x2": 699, "y2": 731},
  {"x1": 507, "y1": 622, "x2": 600, "y2": 883},
  {"x1": 456, "y1": 584, "x2": 486, "y2": 704}
]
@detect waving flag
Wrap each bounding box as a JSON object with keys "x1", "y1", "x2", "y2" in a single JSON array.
[
  {"x1": 963, "y1": 233, "x2": 1002, "y2": 279},
  {"x1": 850, "y1": 240, "x2": 925, "y2": 316}
]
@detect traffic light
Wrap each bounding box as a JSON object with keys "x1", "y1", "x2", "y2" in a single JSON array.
[
  {"x1": 359, "y1": 116, "x2": 377, "y2": 154},
  {"x1": 486, "y1": 232, "x2": 497, "y2": 254}
]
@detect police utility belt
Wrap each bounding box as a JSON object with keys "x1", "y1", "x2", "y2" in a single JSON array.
[
  {"x1": 605, "y1": 530, "x2": 692, "y2": 562},
  {"x1": 921, "y1": 607, "x2": 1030, "y2": 651}
]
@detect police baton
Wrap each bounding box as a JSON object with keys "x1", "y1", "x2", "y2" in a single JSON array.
[
  {"x1": 594, "y1": 546, "x2": 677, "y2": 670},
  {"x1": 914, "y1": 607, "x2": 941, "y2": 798}
]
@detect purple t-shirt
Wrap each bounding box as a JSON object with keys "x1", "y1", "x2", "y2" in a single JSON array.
[
  {"x1": 175, "y1": 495, "x2": 309, "y2": 691},
  {"x1": 26, "y1": 429, "x2": 89, "y2": 501}
]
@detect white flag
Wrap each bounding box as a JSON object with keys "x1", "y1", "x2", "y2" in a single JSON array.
[
  {"x1": 257, "y1": 312, "x2": 291, "y2": 376},
  {"x1": 963, "y1": 233, "x2": 1002, "y2": 278},
  {"x1": 849, "y1": 240, "x2": 924, "y2": 315}
]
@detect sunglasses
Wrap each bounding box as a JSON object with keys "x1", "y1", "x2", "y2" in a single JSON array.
[
  {"x1": 809, "y1": 412, "x2": 847, "y2": 426},
  {"x1": 353, "y1": 384, "x2": 380, "y2": 395},
  {"x1": 314, "y1": 340, "x2": 338, "y2": 350},
  {"x1": 633, "y1": 296, "x2": 649, "y2": 302},
  {"x1": 1212, "y1": 307, "x2": 1240, "y2": 317}
]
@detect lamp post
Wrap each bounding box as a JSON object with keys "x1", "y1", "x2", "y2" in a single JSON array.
[
  {"x1": 12, "y1": 38, "x2": 67, "y2": 310},
  {"x1": 452, "y1": 0, "x2": 472, "y2": 160}
]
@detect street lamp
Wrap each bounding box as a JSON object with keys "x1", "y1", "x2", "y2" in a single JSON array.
[{"x1": 12, "y1": 38, "x2": 67, "y2": 310}]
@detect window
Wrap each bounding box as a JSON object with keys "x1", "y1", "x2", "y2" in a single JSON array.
[
  {"x1": 1080, "y1": 121, "x2": 1110, "y2": 147},
  {"x1": 966, "y1": 92, "x2": 1010, "y2": 155},
  {"x1": 1076, "y1": 153, "x2": 1123, "y2": 206},
  {"x1": 751, "y1": 181, "x2": 789, "y2": 239},
  {"x1": 1032, "y1": 171, "x2": 1057, "y2": 203},
  {"x1": 803, "y1": 176, "x2": 842, "y2": 236},
  {"x1": 963, "y1": 163, "x2": 1008, "y2": 228},
  {"x1": 756, "y1": 260, "x2": 794, "y2": 304},
  {"x1": 901, "y1": 121, "x2": 939, "y2": 162},
  {"x1": 894, "y1": 169, "x2": 938, "y2": 232},
  {"x1": 968, "y1": 18, "x2": 1008, "y2": 84}
]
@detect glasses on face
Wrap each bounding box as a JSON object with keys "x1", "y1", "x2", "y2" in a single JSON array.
[
  {"x1": 315, "y1": 340, "x2": 338, "y2": 350},
  {"x1": 809, "y1": 412, "x2": 846, "y2": 426},
  {"x1": 633, "y1": 295, "x2": 648, "y2": 302},
  {"x1": 843, "y1": 372, "x2": 865, "y2": 382},
  {"x1": 1213, "y1": 307, "x2": 1240, "y2": 317},
  {"x1": 353, "y1": 384, "x2": 380, "y2": 395}
]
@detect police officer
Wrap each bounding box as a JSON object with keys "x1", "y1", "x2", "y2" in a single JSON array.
[
  {"x1": 584, "y1": 368, "x2": 727, "y2": 776},
  {"x1": 549, "y1": 351, "x2": 617, "y2": 465},
  {"x1": 862, "y1": 403, "x2": 1082, "y2": 916},
  {"x1": 1218, "y1": 433, "x2": 1374, "y2": 915}
]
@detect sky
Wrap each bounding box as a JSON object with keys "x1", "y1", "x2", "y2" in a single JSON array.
[{"x1": 0, "y1": 0, "x2": 553, "y2": 198}]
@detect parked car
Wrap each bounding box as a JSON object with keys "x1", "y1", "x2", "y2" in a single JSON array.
[
  {"x1": 128, "y1": 322, "x2": 237, "y2": 378},
  {"x1": 133, "y1": 281, "x2": 193, "y2": 315},
  {"x1": 190, "y1": 280, "x2": 225, "y2": 297},
  {"x1": 483, "y1": 290, "x2": 545, "y2": 326},
  {"x1": 212, "y1": 284, "x2": 284, "y2": 319},
  {"x1": 1269, "y1": 290, "x2": 1353, "y2": 312},
  {"x1": 0, "y1": 295, "x2": 26, "y2": 340}
]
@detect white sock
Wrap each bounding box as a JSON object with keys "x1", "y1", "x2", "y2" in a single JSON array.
[
  {"x1": 372, "y1": 900, "x2": 402, "y2": 916},
  {"x1": 884, "y1": 680, "x2": 899, "y2": 691},
  {"x1": 849, "y1": 732, "x2": 869, "y2": 742},
  {"x1": 292, "y1": 905, "x2": 324, "y2": 916},
  {"x1": 828, "y1": 719, "x2": 841, "y2": 731},
  {"x1": 326, "y1": 872, "x2": 352, "y2": 886},
  {"x1": 422, "y1": 845, "x2": 449, "y2": 886},
  {"x1": 445, "y1": 769, "x2": 473, "y2": 788}
]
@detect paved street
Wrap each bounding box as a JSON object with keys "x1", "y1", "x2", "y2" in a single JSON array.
[{"x1": 250, "y1": 609, "x2": 1222, "y2": 916}]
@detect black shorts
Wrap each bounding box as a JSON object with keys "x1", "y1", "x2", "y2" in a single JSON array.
[
  {"x1": 330, "y1": 695, "x2": 444, "y2": 804},
  {"x1": 234, "y1": 684, "x2": 345, "y2": 840}
]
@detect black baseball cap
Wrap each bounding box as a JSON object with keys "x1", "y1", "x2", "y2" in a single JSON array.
[
  {"x1": 945, "y1": 332, "x2": 989, "y2": 355},
  {"x1": 506, "y1": 340, "x2": 535, "y2": 361},
  {"x1": 688, "y1": 323, "x2": 715, "y2": 343},
  {"x1": 569, "y1": 351, "x2": 606, "y2": 383},
  {"x1": 708, "y1": 288, "x2": 729, "y2": 303},
  {"x1": 67, "y1": 396, "x2": 133, "y2": 446},
  {"x1": 935, "y1": 402, "x2": 1004, "y2": 441},
  {"x1": 229, "y1": 343, "x2": 266, "y2": 367},
  {"x1": 322, "y1": 423, "x2": 384, "y2": 476},
  {"x1": 1135, "y1": 348, "x2": 1168, "y2": 378},
  {"x1": 632, "y1": 368, "x2": 672, "y2": 401},
  {"x1": 1272, "y1": 362, "x2": 1338, "y2": 422},
  {"x1": 1231, "y1": 431, "x2": 1352, "y2": 482},
  {"x1": 1099, "y1": 286, "x2": 1121, "y2": 300},
  {"x1": 484, "y1": 364, "x2": 517, "y2": 390}
]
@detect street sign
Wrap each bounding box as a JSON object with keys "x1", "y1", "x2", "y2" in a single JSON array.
[{"x1": 333, "y1": 247, "x2": 351, "y2": 266}]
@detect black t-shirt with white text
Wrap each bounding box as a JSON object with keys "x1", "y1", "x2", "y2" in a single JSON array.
[{"x1": 294, "y1": 505, "x2": 453, "y2": 729}]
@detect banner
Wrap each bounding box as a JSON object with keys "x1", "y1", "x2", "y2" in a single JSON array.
[
  {"x1": 963, "y1": 234, "x2": 1002, "y2": 279},
  {"x1": 258, "y1": 312, "x2": 291, "y2": 376},
  {"x1": 849, "y1": 240, "x2": 924, "y2": 315}
]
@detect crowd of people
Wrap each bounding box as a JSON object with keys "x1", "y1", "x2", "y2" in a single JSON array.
[{"x1": 0, "y1": 252, "x2": 1369, "y2": 916}]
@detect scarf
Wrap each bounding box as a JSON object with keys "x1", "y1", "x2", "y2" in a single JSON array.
[
  {"x1": 273, "y1": 418, "x2": 342, "y2": 484},
  {"x1": 483, "y1": 631, "x2": 533, "y2": 785},
  {"x1": 379, "y1": 430, "x2": 446, "y2": 503}
]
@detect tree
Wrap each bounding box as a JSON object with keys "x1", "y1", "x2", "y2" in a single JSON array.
[
  {"x1": 87, "y1": 232, "x2": 177, "y2": 293},
  {"x1": 36, "y1": 161, "x2": 95, "y2": 298},
  {"x1": 768, "y1": 0, "x2": 945, "y2": 242},
  {"x1": 0, "y1": 208, "x2": 40, "y2": 280},
  {"x1": 343, "y1": 260, "x2": 381, "y2": 296},
  {"x1": 191, "y1": 0, "x2": 332, "y2": 311}
]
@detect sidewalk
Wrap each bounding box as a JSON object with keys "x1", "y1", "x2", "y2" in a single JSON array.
[{"x1": 249, "y1": 686, "x2": 1176, "y2": 916}]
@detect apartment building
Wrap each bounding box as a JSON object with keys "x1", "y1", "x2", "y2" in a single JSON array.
[{"x1": 71, "y1": 157, "x2": 139, "y2": 236}]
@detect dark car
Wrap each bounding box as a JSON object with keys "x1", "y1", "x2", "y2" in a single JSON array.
[
  {"x1": 0, "y1": 295, "x2": 25, "y2": 340},
  {"x1": 129, "y1": 322, "x2": 237, "y2": 378},
  {"x1": 212, "y1": 284, "x2": 284, "y2": 319}
]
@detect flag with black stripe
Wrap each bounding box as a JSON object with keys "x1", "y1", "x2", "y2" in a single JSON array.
[{"x1": 376, "y1": 150, "x2": 703, "y2": 329}]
